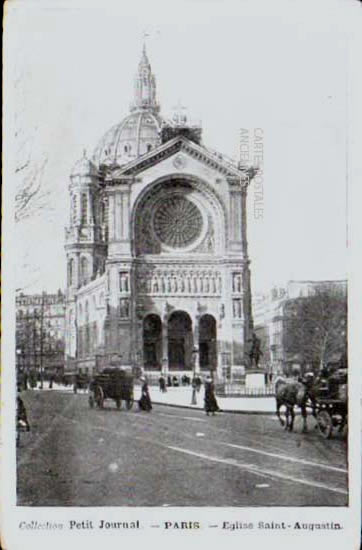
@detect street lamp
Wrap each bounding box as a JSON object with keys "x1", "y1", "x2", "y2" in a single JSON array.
[
  {"x1": 191, "y1": 347, "x2": 199, "y2": 405},
  {"x1": 191, "y1": 347, "x2": 199, "y2": 377}
]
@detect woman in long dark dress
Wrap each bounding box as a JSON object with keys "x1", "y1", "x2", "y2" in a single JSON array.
[
  {"x1": 138, "y1": 378, "x2": 152, "y2": 411},
  {"x1": 204, "y1": 376, "x2": 219, "y2": 416}
]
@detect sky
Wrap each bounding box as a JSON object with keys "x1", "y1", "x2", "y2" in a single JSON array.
[{"x1": 6, "y1": 0, "x2": 355, "y2": 295}]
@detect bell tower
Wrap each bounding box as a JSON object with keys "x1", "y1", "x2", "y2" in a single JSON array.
[{"x1": 64, "y1": 152, "x2": 107, "y2": 363}]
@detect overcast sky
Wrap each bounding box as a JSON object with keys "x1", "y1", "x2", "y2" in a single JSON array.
[{"x1": 6, "y1": 0, "x2": 355, "y2": 295}]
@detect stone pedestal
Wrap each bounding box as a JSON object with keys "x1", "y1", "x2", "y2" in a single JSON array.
[{"x1": 245, "y1": 369, "x2": 266, "y2": 389}]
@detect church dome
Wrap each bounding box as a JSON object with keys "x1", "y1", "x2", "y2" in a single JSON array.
[
  {"x1": 93, "y1": 110, "x2": 167, "y2": 167},
  {"x1": 71, "y1": 153, "x2": 97, "y2": 177},
  {"x1": 93, "y1": 44, "x2": 170, "y2": 168}
]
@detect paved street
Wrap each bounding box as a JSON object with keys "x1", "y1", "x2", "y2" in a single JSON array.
[{"x1": 17, "y1": 390, "x2": 348, "y2": 507}]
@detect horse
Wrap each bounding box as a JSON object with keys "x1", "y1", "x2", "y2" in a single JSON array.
[{"x1": 275, "y1": 375, "x2": 313, "y2": 433}]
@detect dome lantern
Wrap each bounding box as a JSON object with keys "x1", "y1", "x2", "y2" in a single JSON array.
[{"x1": 131, "y1": 43, "x2": 160, "y2": 114}]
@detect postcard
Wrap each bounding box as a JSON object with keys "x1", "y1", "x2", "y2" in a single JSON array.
[{"x1": 2, "y1": 1, "x2": 361, "y2": 549}]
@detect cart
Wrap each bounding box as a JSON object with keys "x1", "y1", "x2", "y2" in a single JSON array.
[
  {"x1": 314, "y1": 370, "x2": 348, "y2": 439},
  {"x1": 73, "y1": 373, "x2": 90, "y2": 394},
  {"x1": 88, "y1": 368, "x2": 134, "y2": 410}
]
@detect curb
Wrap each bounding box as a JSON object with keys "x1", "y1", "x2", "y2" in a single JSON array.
[{"x1": 151, "y1": 400, "x2": 276, "y2": 415}]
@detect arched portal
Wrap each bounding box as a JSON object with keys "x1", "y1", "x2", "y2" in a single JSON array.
[
  {"x1": 143, "y1": 314, "x2": 162, "y2": 369},
  {"x1": 199, "y1": 314, "x2": 217, "y2": 372},
  {"x1": 168, "y1": 311, "x2": 193, "y2": 370}
]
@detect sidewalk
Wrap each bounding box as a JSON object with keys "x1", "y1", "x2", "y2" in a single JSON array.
[
  {"x1": 30, "y1": 383, "x2": 276, "y2": 414},
  {"x1": 136, "y1": 385, "x2": 276, "y2": 414}
]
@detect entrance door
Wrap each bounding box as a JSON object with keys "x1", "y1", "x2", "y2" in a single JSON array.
[
  {"x1": 199, "y1": 314, "x2": 217, "y2": 371},
  {"x1": 168, "y1": 311, "x2": 193, "y2": 370}
]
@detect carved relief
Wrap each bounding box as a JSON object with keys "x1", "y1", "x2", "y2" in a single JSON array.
[
  {"x1": 119, "y1": 272, "x2": 130, "y2": 292},
  {"x1": 232, "y1": 272, "x2": 242, "y2": 293},
  {"x1": 135, "y1": 267, "x2": 222, "y2": 295}
]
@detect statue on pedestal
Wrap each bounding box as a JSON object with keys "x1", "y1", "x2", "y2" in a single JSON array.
[{"x1": 247, "y1": 333, "x2": 263, "y2": 368}]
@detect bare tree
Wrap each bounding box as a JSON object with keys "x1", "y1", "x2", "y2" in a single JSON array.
[
  {"x1": 284, "y1": 284, "x2": 347, "y2": 371},
  {"x1": 13, "y1": 63, "x2": 50, "y2": 223}
]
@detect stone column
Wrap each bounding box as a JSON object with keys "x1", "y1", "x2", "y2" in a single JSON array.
[{"x1": 162, "y1": 303, "x2": 169, "y2": 377}]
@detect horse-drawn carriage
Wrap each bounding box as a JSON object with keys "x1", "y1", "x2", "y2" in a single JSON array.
[
  {"x1": 88, "y1": 368, "x2": 134, "y2": 410},
  {"x1": 73, "y1": 373, "x2": 90, "y2": 394},
  {"x1": 312, "y1": 369, "x2": 348, "y2": 439},
  {"x1": 275, "y1": 368, "x2": 348, "y2": 438}
]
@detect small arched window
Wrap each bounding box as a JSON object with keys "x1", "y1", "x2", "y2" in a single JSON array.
[
  {"x1": 100, "y1": 200, "x2": 106, "y2": 224},
  {"x1": 68, "y1": 258, "x2": 74, "y2": 286},
  {"x1": 146, "y1": 143, "x2": 152, "y2": 152},
  {"x1": 78, "y1": 303, "x2": 83, "y2": 323},
  {"x1": 81, "y1": 193, "x2": 87, "y2": 225},
  {"x1": 71, "y1": 196, "x2": 77, "y2": 224},
  {"x1": 80, "y1": 257, "x2": 89, "y2": 285}
]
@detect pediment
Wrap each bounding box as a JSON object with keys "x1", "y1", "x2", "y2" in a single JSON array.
[{"x1": 107, "y1": 136, "x2": 247, "y2": 181}]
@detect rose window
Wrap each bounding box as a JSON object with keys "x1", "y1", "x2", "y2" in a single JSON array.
[{"x1": 153, "y1": 196, "x2": 203, "y2": 248}]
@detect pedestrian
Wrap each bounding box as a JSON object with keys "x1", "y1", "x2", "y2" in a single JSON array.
[
  {"x1": 23, "y1": 371, "x2": 28, "y2": 390},
  {"x1": 138, "y1": 377, "x2": 152, "y2": 412},
  {"x1": 17, "y1": 392, "x2": 30, "y2": 432},
  {"x1": 159, "y1": 375, "x2": 166, "y2": 393},
  {"x1": 204, "y1": 375, "x2": 219, "y2": 416}
]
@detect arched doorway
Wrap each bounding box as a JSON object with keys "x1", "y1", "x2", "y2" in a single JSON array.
[
  {"x1": 168, "y1": 311, "x2": 193, "y2": 370},
  {"x1": 199, "y1": 314, "x2": 217, "y2": 372},
  {"x1": 143, "y1": 314, "x2": 162, "y2": 369}
]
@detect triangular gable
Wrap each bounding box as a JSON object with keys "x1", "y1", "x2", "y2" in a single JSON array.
[{"x1": 109, "y1": 135, "x2": 247, "y2": 179}]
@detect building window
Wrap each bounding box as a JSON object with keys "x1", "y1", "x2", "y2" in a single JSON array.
[
  {"x1": 71, "y1": 196, "x2": 77, "y2": 224},
  {"x1": 68, "y1": 259, "x2": 74, "y2": 286},
  {"x1": 100, "y1": 200, "x2": 106, "y2": 224},
  {"x1": 80, "y1": 257, "x2": 89, "y2": 285},
  {"x1": 81, "y1": 193, "x2": 87, "y2": 225},
  {"x1": 78, "y1": 303, "x2": 83, "y2": 323},
  {"x1": 146, "y1": 143, "x2": 152, "y2": 152}
]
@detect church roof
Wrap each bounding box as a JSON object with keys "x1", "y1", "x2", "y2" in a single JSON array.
[{"x1": 93, "y1": 110, "x2": 168, "y2": 168}]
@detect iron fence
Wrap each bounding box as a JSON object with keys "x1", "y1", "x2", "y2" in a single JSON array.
[{"x1": 215, "y1": 382, "x2": 275, "y2": 397}]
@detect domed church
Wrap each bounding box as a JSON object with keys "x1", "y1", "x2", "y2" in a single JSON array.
[{"x1": 65, "y1": 45, "x2": 254, "y2": 379}]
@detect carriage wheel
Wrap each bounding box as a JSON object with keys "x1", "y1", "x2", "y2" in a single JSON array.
[
  {"x1": 317, "y1": 410, "x2": 333, "y2": 439},
  {"x1": 95, "y1": 386, "x2": 104, "y2": 409},
  {"x1": 89, "y1": 395, "x2": 94, "y2": 409},
  {"x1": 126, "y1": 397, "x2": 134, "y2": 410},
  {"x1": 115, "y1": 398, "x2": 122, "y2": 410}
]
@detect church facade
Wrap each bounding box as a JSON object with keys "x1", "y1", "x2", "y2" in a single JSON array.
[{"x1": 64, "y1": 46, "x2": 254, "y2": 378}]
